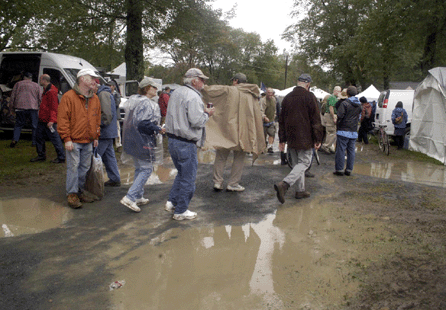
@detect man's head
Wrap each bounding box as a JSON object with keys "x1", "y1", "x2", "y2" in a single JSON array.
[
  {"x1": 231, "y1": 73, "x2": 247, "y2": 85},
  {"x1": 359, "y1": 96, "x2": 368, "y2": 104},
  {"x1": 164, "y1": 86, "x2": 170, "y2": 93},
  {"x1": 23, "y1": 72, "x2": 33, "y2": 80},
  {"x1": 297, "y1": 73, "x2": 312, "y2": 89},
  {"x1": 333, "y1": 86, "x2": 342, "y2": 96},
  {"x1": 77, "y1": 68, "x2": 99, "y2": 91},
  {"x1": 266, "y1": 87, "x2": 274, "y2": 99},
  {"x1": 338, "y1": 89, "x2": 348, "y2": 99},
  {"x1": 39, "y1": 74, "x2": 51, "y2": 87},
  {"x1": 184, "y1": 68, "x2": 209, "y2": 91},
  {"x1": 346, "y1": 86, "x2": 357, "y2": 97},
  {"x1": 138, "y1": 77, "x2": 159, "y2": 98}
]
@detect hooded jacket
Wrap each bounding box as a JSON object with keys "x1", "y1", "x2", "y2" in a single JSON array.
[
  {"x1": 336, "y1": 96, "x2": 362, "y2": 132},
  {"x1": 97, "y1": 85, "x2": 118, "y2": 139},
  {"x1": 391, "y1": 107, "x2": 408, "y2": 129},
  {"x1": 57, "y1": 84, "x2": 101, "y2": 143}
]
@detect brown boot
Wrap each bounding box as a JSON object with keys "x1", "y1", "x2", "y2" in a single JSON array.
[
  {"x1": 67, "y1": 193, "x2": 82, "y2": 209},
  {"x1": 274, "y1": 181, "x2": 289, "y2": 204},
  {"x1": 79, "y1": 192, "x2": 96, "y2": 203},
  {"x1": 295, "y1": 191, "x2": 310, "y2": 199}
]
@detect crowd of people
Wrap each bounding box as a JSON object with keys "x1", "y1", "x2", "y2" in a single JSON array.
[{"x1": 3, "y1": 68, "x2": 409, "y2": 219}]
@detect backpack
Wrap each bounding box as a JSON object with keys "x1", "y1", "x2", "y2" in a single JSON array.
[{"x1": 395, "y1": 112, "x2": 403, "y2": 124}]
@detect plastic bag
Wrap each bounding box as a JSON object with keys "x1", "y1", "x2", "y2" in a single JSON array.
[{"x1": 85, "y1": 149, "x2": 105, "y2": 199}]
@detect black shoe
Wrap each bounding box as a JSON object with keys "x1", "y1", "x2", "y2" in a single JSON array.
[
  {"x1": 51, "y1": 158, "x2": 65, "y2": 164},
  {"x1": 104, "y1": 180, "x2": 121, "y2": 187},
  {"x1": 305, "y1": 171, "x2": 315, "y2": 178},
  {"x1": 333, "y1": 171, "x2": 344, "y2": 176},
  {"x1": 267, "y1": 147, "x2": 274, "y2": 154},
  {"x1": 30, "y1": 156, "x2": 46, "y2": 162},
  {"x1": 344, "y1": 170, "x2": 351, "y2": 176},
  {"x1": 10, "y1": 141, "x2": 17, "y2": 148},
  {"x1": 274, "y1": 181, "x2": 289, "y2": 204}
]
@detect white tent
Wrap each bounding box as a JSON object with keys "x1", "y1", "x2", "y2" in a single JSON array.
[
  {"x1": 275, "y1": 86, "x2": 329, "y2": 100},
  {"x1": 409, "y1": 67, "x2": 446, "y2": 165},
  {"x1": 357, "y1": 84, "x2": 380, "y2": 102}
]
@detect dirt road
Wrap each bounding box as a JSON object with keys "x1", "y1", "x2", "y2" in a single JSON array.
[{"x1": 1, "y1": 143, "x2": 446, "y2": 309}]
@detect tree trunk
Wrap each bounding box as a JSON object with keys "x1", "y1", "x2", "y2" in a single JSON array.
[{"x1": 125, "y1": 0, "x2": 144, "y2": 81}]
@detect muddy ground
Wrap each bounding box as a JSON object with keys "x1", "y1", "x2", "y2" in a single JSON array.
[{"x1": 1, "y1": 141, "x2": 446, "y2": 309}]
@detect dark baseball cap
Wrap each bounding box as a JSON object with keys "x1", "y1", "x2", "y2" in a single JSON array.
[
  {"x1": 298, "y1": 73, "x2": 312, "y2": 83},
  {"x1": 231, "y1": 73, "x2": 247, "y2": 83}
]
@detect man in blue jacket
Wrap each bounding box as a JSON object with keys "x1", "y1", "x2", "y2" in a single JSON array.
[
  {"x1": 333, "y1": 86, "x2": 362, "y2": 176},
  {"x1": 96, "y1": 81, "x2": 121, "y2": 187}
]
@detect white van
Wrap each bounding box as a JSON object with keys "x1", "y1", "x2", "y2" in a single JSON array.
[
  {"x1": 374, "y1": 89, "x2": 415, "y2": 136},
  {"x1": 0, "y1": 52, "x2": 104, "y2": 130}
]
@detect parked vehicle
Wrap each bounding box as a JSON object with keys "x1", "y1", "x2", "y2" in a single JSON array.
[
  {"x1": 374, "y1": 89, "x2": 415, "y2": 137},
  {"x1": 0, "y1": 52, "x2": 105, "y2": 131}
]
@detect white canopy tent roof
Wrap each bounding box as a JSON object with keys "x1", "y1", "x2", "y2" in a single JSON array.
[
  {"x1": 357, "y1": 84, "x2": 380, "y2": 102},
  {"x1": 275, "y1": 86, "x2": 330, "y2": 100},
  {"x1": 409, "y1": 67, "x2": 446, "y2": 165}
]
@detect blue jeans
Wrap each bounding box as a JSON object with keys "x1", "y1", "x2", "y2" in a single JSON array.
[
  {"x1": 66, "y1": 142, "x2": 93, "y2": 195},
  {"x1": 168, "y1": 138, "x2": 198, "y2": 214},
  {"x1": 13, "y1": 109, "x2": 38, "y2": 144},
  {"x1": 126, "y1": 157, "x2": 153, "y2": 202},
  {"x1": 97, "y1": 138, "x2": 121, "y2": 183},
  {"x1": 35, "y1": 122, "x2": 65, "y2": 160},
  {"x1": 335, "y1": 135, "x2": 356, "y2": 173}
]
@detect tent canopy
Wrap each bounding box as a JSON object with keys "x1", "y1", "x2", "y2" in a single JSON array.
[
  {"x1": 275, "y1": 86, "x2": 329, "y2": 100},
  {"x1": 357, "y1": 85, "x2": 380, "y2": 102},
  {"x1": 409, "y1": 67, "x2": 446, "y2": 165}
]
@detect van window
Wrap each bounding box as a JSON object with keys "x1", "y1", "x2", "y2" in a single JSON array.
[
  {"x1": 43, "y1": 68, "x2": 71, "y2": 94},
  {"x1": 377, "y1": 93, "x2": 385, "y2": 108}
]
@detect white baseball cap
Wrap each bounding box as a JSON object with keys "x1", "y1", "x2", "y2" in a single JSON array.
[{"x1": 77, "y1": 68, "x2": 100, "y2": 78}]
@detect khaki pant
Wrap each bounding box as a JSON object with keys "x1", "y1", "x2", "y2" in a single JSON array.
[
  {"x1": 213, "y1": 148, "x2": 246, "y2": 186},
  {"x1": 322, "y1": 114, "x2": 336, "y2": 151}
]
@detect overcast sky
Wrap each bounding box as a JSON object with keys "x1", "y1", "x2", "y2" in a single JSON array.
[{"x1": 211, "y1": 0, "x2": 296, "y2": 52}]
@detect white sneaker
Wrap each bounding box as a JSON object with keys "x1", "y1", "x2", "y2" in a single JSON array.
[
  {"x1": 226, "y1": 184, "x2": 245, "y2": 192},
  {"x1": 165, "y1": 201, "x2": 175, "y2": 213},
  {"x1": 213, "y1": 183, "x2": 223, "y2": 191},
  {"x1": 172, "y1": 210, "x2": 197, "y2": 221},
  {"x1": 120, "y1": 196, "x2": 141, "y2": 212},
  {"x1": 135, "y1": 197, "x2": 149, "y2": 206}
]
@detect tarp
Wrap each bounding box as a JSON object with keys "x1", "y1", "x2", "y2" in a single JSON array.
[
  {"x1": 357, "y1": 85, "x2": 380, "y2": 102},
  {"x1": 409, "y1": 67, "x2": 446, "y2": 165}
]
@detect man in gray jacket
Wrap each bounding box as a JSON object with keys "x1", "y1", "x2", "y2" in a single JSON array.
[{"x1": 164, "y1": 68, "x2": 215, "y2": 220}]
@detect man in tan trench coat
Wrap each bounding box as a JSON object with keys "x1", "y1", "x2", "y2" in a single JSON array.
[{"x1": 202, "y1": 73, "x2": 266, "y2": 192}]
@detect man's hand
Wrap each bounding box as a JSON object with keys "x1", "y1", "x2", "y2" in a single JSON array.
[
  {"x1": 279, "y1": 142, "x2": 286, "y2": 152},
  {"x1": 264, "y1": 116, "x2": 270, "y2": 123},
  {"x1": 205, "y1": 107, "x2": 215, "y2": 117},
  {"x1": 47, "y1": 122, "x2": 54, "y2": 128},
  {"x1": 314, "y1": 142, "x2": 321, "y2": 150},
  {"x1": 93, "y1": 139, "x2": 98, "y2": 148},
  {"x1": 65, "y1": 141, "x2": 73, "y2": 151},
  {"x1": 159, "y1": 127, "x2": 166, "y2": 134}
]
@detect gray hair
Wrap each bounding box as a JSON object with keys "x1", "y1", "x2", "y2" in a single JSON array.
[{"x1": 184, "y1": 77, "x2": 199, "y2": 85}]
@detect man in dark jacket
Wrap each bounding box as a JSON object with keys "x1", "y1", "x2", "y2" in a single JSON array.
[
  {"x1": 274, "y1": 74, "x2": 324, "y2": 204},
  {"x1": 97, "y1": 82, "x2": 121, "y2": 187},
  {"x1": 30, "y1": 74, "x2": 65, "y2": 163},
  {"x1": 334, "y1": 86, "x2": 362, "y2": 176}
]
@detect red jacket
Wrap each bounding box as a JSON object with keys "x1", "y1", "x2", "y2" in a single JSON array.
[
  {"x1": 158, "y1": 92, "x2": 170, "y2": 117},
  {"x1": 39, "y1": 84, "x2": 59, "y2": 123}
]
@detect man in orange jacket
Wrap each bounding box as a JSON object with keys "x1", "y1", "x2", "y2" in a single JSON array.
[{"x1": 57, "y1": 68, "x2": 101, "y2": 209}]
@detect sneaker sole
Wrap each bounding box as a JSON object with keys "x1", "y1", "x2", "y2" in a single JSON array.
[
  {"x1": 226, "y1": 187, "x2": 245, "y2": 192},
  {"x1": 173, "y1": 215, "x2": 197, "y2": 221},
  {"x1": 120, "y1": 199, "x2": 141, "y2": 212},
  {"x1": 136, "y1": 200, "x2": 150, "y2": 206}
]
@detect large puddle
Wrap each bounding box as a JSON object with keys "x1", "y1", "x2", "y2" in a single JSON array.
[
  {"x1": 0, "y1": 198, "x2": 72, "y2": 237},
  {"x1": 107, "y1": 198, "x2": 390, "y2": 309}
]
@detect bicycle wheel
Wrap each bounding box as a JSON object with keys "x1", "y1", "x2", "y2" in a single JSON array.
[
  {"x1": 384, "y1": 132, "x2": 390, "y2": 155},
  {"x1": 378, "y1": 130, "x2": 384, "y2": 152}
]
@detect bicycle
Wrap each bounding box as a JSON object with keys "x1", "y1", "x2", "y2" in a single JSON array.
[{"x1": 377, "y1": 124, "x2": 390, "y2": 155}]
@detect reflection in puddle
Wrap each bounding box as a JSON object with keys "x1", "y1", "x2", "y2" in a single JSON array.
[
  {"x1": 0, "y1": 198, "x2": 72, "y2": 237},
  {"x1": 107, "y1": 202, "x2": 383, "y2": 309},
  {"x1": 354, "y1": 161, "x2": 446, "y2": 188}
]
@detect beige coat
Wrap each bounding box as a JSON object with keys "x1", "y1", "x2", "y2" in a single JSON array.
[{"x1": 202, "y1": 84, "x2": 266, "y2": 159}]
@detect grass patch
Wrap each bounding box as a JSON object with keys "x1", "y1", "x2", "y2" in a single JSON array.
[{"x1": 0, "y1": 138, "x2": 64, "y2": 184}]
